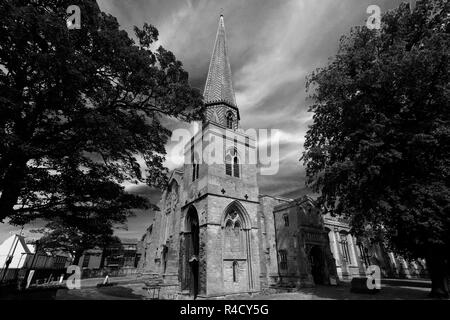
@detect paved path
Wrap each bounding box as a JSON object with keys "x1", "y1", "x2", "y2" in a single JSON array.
[
  {"x1": 227, "y1": 282, "x2": 432, "y2": 300},
  {"x1": 56, "y1": 284, "x2": 148, "y2": 300},
  {"x1": 53, "y1": 279, "x2": 435, "y2": 300}
]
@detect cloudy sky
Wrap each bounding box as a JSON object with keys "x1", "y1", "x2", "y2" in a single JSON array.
[{"x1": 0, "y1": 0, "x2": 409, "y2": 243}]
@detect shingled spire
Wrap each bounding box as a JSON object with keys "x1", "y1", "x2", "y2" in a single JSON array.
[
  {"x1": 203, "y1": 15, "x2": 240, "y2": 128},
  {"x1": 204, "y1": 15, "x2": 237, "y2": 107}
]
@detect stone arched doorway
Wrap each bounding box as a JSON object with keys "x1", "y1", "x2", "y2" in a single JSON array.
[
  {"x1": 309, "y1": 245, "x2": 326, "y2": 285},
  {"x1": 182, "y1": 206, "x2": 200, "y2": 298}
]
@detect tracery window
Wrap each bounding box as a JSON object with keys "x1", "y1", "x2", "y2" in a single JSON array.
[{"x1": 224, "y1": 210, "x2": 244, "y2": 254}]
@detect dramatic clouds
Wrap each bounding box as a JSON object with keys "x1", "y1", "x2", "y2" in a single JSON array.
[
  {"x1": 96, "y1": 0, "x2": 403, "y2": 195},
  {"x1": 0, "y1": 0, "x2": 407, "y2": 242}
]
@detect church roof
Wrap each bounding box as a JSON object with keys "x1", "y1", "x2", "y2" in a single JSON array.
[{"x1": 203, "y1": 15, "x2": 237, "y2": 108}]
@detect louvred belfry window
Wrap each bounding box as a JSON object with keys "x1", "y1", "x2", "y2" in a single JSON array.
[
  {"x1": 225, "y1": 155, "x2": 232, "y2": 176},
  {"x1": 225, "y1": 148, "x2": 240, "y2": 178},
  {"x1": 226, "y1": 112, "x2": 234, "y2": 129},
  {"x1": 233, "y1": 157, "x2": 240, "y2": 178}
]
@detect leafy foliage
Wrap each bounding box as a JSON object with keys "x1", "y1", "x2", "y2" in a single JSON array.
[
  {"x1": 0, "y1": 1, "x2": 204, "y2": 252},
  {"x1": 303, "y1": 0, "x2": 449, "y2": 262},
  {"x1": 34, "y1": 219, "x2": 123, "y2": 264}
]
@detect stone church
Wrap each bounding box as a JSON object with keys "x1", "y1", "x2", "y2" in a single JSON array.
[{"x1": 139, "y1": 15, "x2": 427, "y2": 298}]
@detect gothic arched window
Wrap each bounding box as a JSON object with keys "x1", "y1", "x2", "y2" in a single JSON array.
[
  {"x1": 226, "y1": 112, "x2": 234, "y2": 129},
  {"x1": 225, "y1": 148, "x2": 240, "y2": 178},
  {"x1": 232, "y1": 261, "x2": 239, "y2": 282}
]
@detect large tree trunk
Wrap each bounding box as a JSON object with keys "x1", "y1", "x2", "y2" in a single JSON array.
[{"x1": 427, "y1": 253, "x2": 449, "y2": 299}]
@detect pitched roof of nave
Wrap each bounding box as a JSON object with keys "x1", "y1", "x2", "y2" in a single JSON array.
[{"x1": 203, "y1": 15, "x2": 237, "y2": 108}]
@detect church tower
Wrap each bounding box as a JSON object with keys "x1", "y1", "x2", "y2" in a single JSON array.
[{"x1": 178, "y1": 14, "x2": 261, "y2": 298}]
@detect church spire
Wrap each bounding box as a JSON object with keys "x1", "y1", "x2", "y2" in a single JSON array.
[{"x1": 203, "y1": 15, "x2": 237, "y2": 108}]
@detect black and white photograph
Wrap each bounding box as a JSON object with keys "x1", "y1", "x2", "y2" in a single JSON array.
[{"x1": 0, "y1": 0, "x2": 449, "y2": 311}]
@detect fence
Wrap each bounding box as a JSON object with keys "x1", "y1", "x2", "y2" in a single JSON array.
[{"x1": 81, "y1": 267, "x2": 140, "y2": 279}]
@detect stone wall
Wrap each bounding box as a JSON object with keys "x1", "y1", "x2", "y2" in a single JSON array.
[
  {"x1": 272, "y1": 197, "x2": 338, "y2": 288},
  {"x1": 257, "y1": 195, "x2": 291, "y2": 288}
]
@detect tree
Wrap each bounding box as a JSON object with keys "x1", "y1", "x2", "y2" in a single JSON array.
[
  {"x1": 303, "y1": 0, "x2": 449, "y2": 298},
  {"x1": 35, "y1": 220, "x2": 123, "y2": 266},
  {"x1": 0, "y1": 0, "x2": 204, "y2": 255},
  {"x1": 30, "y1": 179, "x2": 149, "y2": 264}
]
